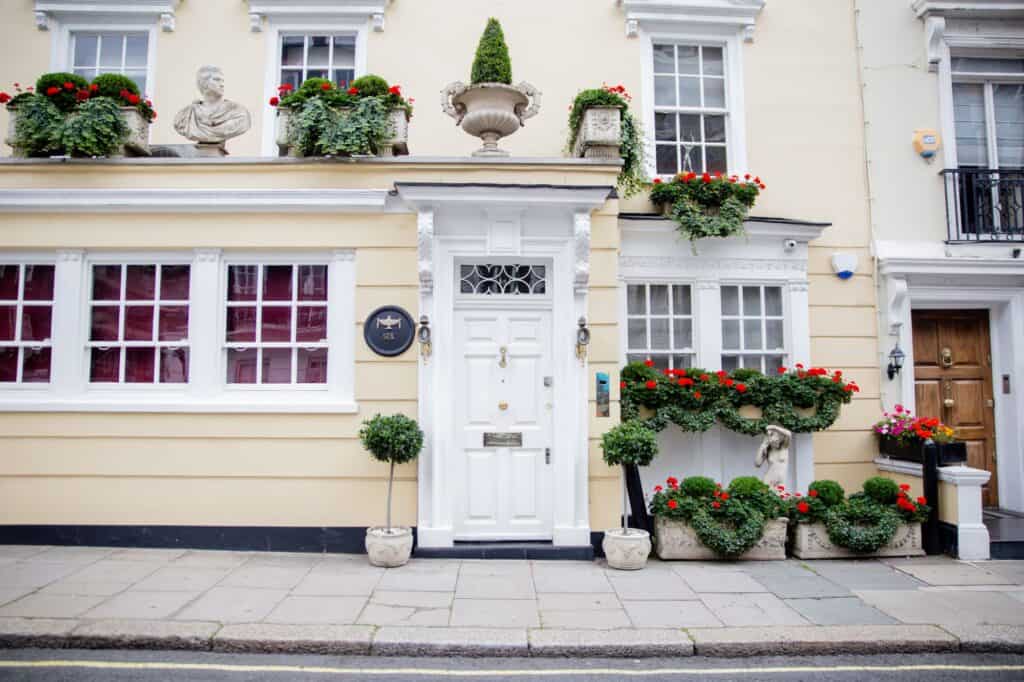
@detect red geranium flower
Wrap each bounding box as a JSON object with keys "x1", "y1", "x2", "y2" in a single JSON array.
[
  {"x1": 269, "y1": 96, "x2": 279, "y2": 106},
  {"x1": 720, "y1": 492, "x2": 730, "y2": 501},
  {"x1": 699, "y1": 374, "x2": 710, "y2": 382},
  {"x1": 127, "y1": 94, "x2": 140, "y2": 105},
  {"x1": 777, "y1": 485, "x2": 785, "y2": 491},
  {"x1": 74, "y1": 89, "x2": 89, "y2": 102},
  {"x1": 667, "y1": 499, "x2": 679, "y2": 510},
  {"x1": 744, "y1": 173, "x2": 751, "y2": 180},
  {"x1": 63, "y1": 81, "x2": 74, "y2": 90},
  {"x1": 712, "y1": 501, "x2": 721, "y2": 509},
  {"x1": 89, "y1": 84, "x2": 98, "y2": 92},
  {"x1": 735, "y1": 383, "x2": 747, "y2": 393},
  {"x1": 321, "y1": 82, "x2": 332, "y2": 91},
  {"x1": 701, "y1": 172, "x2": 711, "y2": 183},
  {"x1": 46, "y1": 86, "x2": 59, "y2": 96},
  {"x1": 654, "y1": 485, "x2": 663, "y2": 492},
  {"x1": 667, "y1": 476, "x2": 678, "y2": 489},
  {"x1": 797, "y1": 501, "x2": 810, "y2": 514},
  {"x1": 778, "y1": 366, "x2": 787, "y2": 374},
  {"x1": 620, "y1": 380, "x2": 627, "y2": 389},
  {"x1": 645, "y1": 380, "x2": 657, "y2": 389},
  {"x1": 347, "y1": 86, "x2": 359, "y2": 95},
  {"x1": 653, "y1": 177, "x2": 662, "y2": 184},
  {"x1": 644, "y1": 359, "x2": 654, "y2": 368},
  {"x1": 724, "y1": 378, "x2": 735, "y2": 387},
  {"x1": 389, "y1": 85, "x2": 401, "y2": 95},
  {"x1": 917, "y1": 496, "x2": 927, "y2": 505},
  {"x1": 0, "y1": 92, "x2": 9, "y2": 104},
  {"x1": 899, "y1": 484, "x2": 911, "y2": 491},
  {"x1": 694, "y1": 391, "x2": 702, "y2": 399},
  {"x1": 809, "y1": 489, "x2": 819, "y2": 497}
]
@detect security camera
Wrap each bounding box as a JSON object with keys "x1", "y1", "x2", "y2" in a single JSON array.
[{"x1": 783, "y1": 239, "x2": 797, "y2": 252}]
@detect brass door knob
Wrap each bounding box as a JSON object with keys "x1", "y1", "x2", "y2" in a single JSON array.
[
  {"x1": 944, "y1": 398, "x2": 955, "y2": 408},
  {"x1": 498, "y1": 401, "x2": 508, "y2": 410}
]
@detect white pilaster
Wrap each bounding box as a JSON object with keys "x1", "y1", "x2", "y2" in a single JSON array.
[
  {"x1": 330, "y1": 249, "x2": 356, "y2": 404},
  {"x1": 51, "y1": 250, "x2": 84, "y2": 396},
  {"x1": 189, "y1": 249, "x2": 221, "y2": 399}
]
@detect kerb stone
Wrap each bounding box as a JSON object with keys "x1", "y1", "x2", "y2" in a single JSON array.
[
  {"x1": 0, "y1": 617, "x2": 79, "y2": 649},
  {"x1": 689, "y1": 624, "x2": 958, "y2": 656},
  {"x1": 372, "y1": 626, "x2": 528, "y2": 657},
  {"x1": 213, "y1": 623, "x2": 372, "y2": 655},
  {"x1": 528, "y1": 628, "x2": 693, "y2": 657},
  {"x1": 69, "y1": 619, "x2": 218, "y2": 650}
]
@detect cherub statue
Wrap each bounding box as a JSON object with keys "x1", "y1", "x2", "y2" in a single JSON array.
[{"x1": 755, "y1": 424, "x2": 792, "y2": 489}]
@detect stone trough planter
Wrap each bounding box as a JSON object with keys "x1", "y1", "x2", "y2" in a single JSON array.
[
  {"x1": 654, "y1": 515, "x2": 789, "y2": 561},
  {"x1": 5, "y1": 105, "x2": 151, "y2": 157},
  {"x1": 275, "y1": 107, "x2": 409, "y2": 158},
  {"x1": 790, "y1": 521, "x2": 925, "y2": 559},
  {"x1": 573, "y1": 105, "x2": 621, "y2": 159}
]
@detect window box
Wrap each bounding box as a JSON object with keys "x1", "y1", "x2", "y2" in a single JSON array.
[
  {"x1": 790, "y1": 521, "x2": 924, "y2": 559},
  {"x1": 4, "y1": 105, "x2": 151, "y2": 158},
  {"x1": 654, "y1": 515, "x2": 788, "y2": 561},
  {"x1": 573, "y1": 105, "x2": 621, "y2": 160},
  {"x1": 878, "y1": 435, "x2": 967, "y2": 467},
  {"x1": 4, "y1": 104, "x2": 24, "y2": 157},
  {"x1": 275, "y1": 106, "x2": 409, "y2": 158}
]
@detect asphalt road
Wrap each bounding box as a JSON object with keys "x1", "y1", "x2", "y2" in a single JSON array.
[{"x1": 0, "y1": 650, "x2": 1023, "y2": 681}]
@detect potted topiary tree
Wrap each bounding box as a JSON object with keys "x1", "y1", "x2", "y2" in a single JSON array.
[
  {"x1": 360, "y1": 413, "x2": 423, "y2": 567},
  {"x1": 441, "y1": 18, "x2": 541, "y2": 156},
  {"x1": 600, "y1": 421, "x2": 658, "y2": 570}
]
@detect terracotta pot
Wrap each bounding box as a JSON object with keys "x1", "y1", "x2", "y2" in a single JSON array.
[
  {"x1": 603, "y1": 528, "x2": 651, "y2": 570},
  {"x1": 365, "y1": 526, "x2": 413, "y2": 567}
]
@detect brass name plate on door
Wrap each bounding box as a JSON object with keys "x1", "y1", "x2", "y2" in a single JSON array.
[{"x1": 483, "y1": 432, "x2": 523, "y2": 447}]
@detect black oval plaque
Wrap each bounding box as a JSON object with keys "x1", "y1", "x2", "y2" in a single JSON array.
[{"x1": 364, "y1": 305, "x2": 416, "y2": 357}]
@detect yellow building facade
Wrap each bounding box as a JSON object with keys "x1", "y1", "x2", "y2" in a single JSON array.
[{"x1": 0, "y1": 0, "x2": 889, "y2": 554}]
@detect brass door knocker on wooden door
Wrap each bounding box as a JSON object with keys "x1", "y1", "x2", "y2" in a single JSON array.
[{"x1": 940, "y1": 347, "x2": 954, "y2": 368}]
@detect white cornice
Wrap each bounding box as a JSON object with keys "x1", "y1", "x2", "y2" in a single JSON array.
[
  {"x1": 912, "y1": 0, "x2": 1024, "y2": 20},
  {"x1": 245, "y1": 0, "x2": 391, "y2": 32},
  {"x1": 0, "y1": 188, "x2": 389, "y2": 213},
  {"x1": 34, "y1": 0, "x2": 181, "y2": 31},
  {"x1": 620, "y1": 215, "x2": 829, "y2": 242},
  {"x1": 617, "y1": 0, "x2": 766, "y2": 40},
  {"x1": 393, "y1": 183, "x2": 614, "y2": 213},
  {"x1": 875, "y1": 457, "x2": 992, "y2": 486}
]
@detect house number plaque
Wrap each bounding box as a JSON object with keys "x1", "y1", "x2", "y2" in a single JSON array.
[
  {"x1": 483, "y1": 432, "x2": 523, "y2": 447},
  {"x1": 363, "y1": 306, "x2": 416, "y2": 357}
]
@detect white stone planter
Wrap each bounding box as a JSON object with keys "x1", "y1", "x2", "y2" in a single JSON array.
[
  {"x1": 4, "y1": 105, "x2": 150, "y2": 157},
  {"x1": 441, "y1": 81, "x2": 541, "y2": 156},
  {"x1": 4, "y1": 106, "x2": 25, "y2": 157},
  {"x1": 790, "y1": 521, "x2": 924, "y2": 559},
  {"x1": 573, "y1": 105, "x2": 622, "y2": 160},
  {"x1": 365, "y1": 526, "x2": 413, "y2": 567},
  {"x1": 276, "y1": 106, "x2": 409, "y2": 157},
  {"x1": 603, "y1": 528, "x2": 651, "y2": 570},
  {"x1": 655, "y1": 515, "x2": 789, "y2": 560}
]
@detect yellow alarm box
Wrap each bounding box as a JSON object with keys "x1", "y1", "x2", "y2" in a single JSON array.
[{"x1": 913, "y1": 129, "x2": 941, "y2": 158}]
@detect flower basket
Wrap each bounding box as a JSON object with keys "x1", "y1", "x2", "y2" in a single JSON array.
[
  {"x1": 573, "y1": 105, "x2": 621, "y2": 159},
  {"x1": 276, "y1": 106, "x2": 409, "y2": 158},
  {"x1": 879, "y1": 435, "x2": 967, "y2": 466},
  {"x1": 654, "y1": 515, "x2": 788, "y2": 561},
  {"x1": 790, "y1": 520, "x2": 924, "y2": 559}
]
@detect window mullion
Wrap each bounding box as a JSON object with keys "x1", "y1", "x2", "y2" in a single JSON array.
[
  {"x1": 291, "y1": 264, "x2": 298, "y2": 385},
  {"x1": 14, "y1": 265, "x2": 24, "y2": 383},
  {"x1": 984, "y1": 81, "x2": 999, "y2": 170},
  {"x1": 255, "y1": 266, "x2": 264, "y2": 384}
]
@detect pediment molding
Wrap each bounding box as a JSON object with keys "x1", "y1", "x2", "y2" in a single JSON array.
[
  {"x1": 912, "y1": 0, "x2": 1024, "y2": 20},
  {"x1": 245, "y1": 0, "x2": 392, "y2": 32},
  {"x1": 617, "y1": 0, "x2": 766, "y2": 41},
  {"x1": 34, "y1": 0, "x2": 181, "y2": 31}
]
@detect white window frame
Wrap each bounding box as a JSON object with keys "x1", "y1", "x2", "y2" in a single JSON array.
[
  {"x1": 276, "y1": 33, "x2": 358, "y2": 91},
  {"x1": 221, "y1": 259, "x2": 331, "y2": 389},
  {"x1": 260, "y1": 22, "x2": 368, "y2": 155},
  {"x1": 640, "y1": 27, "x2": 749, "y2": 179},
  {"x1": 718, "y1": 283, "x2": 788, "y2": 373},
  {"x1": 0, "y1": 258, "x2": 57, "y2": 388},
  {"x1": 949, "y1": 55, "x2": 1024, "y2": 170},
  {"x1": 624, "y1": 280, "x2": 697, "y2": 370},
  {"x1": 50, "y1": 21, "x2": 158, "y2": 105},
  {"x1": 0, "y1": 249, "x2": 356, "y2": 413}
]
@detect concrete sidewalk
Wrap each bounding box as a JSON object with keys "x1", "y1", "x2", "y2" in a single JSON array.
[{"x1": 1, "y1": 545, "x2": 1023, "y2": 657}]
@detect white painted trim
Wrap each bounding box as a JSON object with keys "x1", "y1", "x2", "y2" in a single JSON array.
[
  {"x1": 0, "y1": 398, "x2": 358, "y2": 413},
  {"x1": 875, "y1": 456, "x2": 992, "y2": 560},
  {"x1": 619, "y1": 1, "x2": 766, "y2": 41},
  {"x1": 34, "y1": 1, "x2": 180, "y2": 32},
  {"x1": 0, "y1": 189, "x2": 389, "y2": 213},
  {"x1": 257, "y1": 20, "x2": 370, "y2": 156},
  {"x1": 395, "y1": 185, "x2": 613, "y2": 212},
  {"x1": 913, "y1": 1, "x2": 1024, "y2": 21},
  {"x1": 246, "y1": 0, "x2": 390, "y2": 31}
]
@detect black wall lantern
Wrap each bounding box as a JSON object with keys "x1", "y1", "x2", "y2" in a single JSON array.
[{"x1": 887, "y1": 343, "x2": 905, "y2": 380}]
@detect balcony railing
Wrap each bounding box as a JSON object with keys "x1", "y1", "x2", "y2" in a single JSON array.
[{"x1": 941, "y1": 168, "x2": 1024, "y2": 243}]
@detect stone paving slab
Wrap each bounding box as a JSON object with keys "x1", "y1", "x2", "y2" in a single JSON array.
[
  {"x1": 82, "y1": 590, "x2": 199, "y2": 620},
  {"x1": 528, "y1": 628, "x2": 694, "y2": 657},
  {"x1": 699, "y1": 593, "x2": 809, "y2": 626},
  {"x1": 451, "y1": 598, "x2": 540, "y2": 628},
  {"x1": 623, "y1": 599, "x2": 721, "y2": 628},
  {"x1": 263, "y1": 595, "x2": 366, "y2": 625},
  {"x1": 539, "y1": 608, "x2": 632, "y2": 630},
  {"x1": 856, "y1": 589, "x2": 1024, "y2": 626},
  {"x1": 784, "y1": 597, "x2": 898, "y2": 625},
  {"x1": 688, "y1": 624, "x2": 959, "y2": 656},
  {"x1": 890, "y1": 561, "x2": 1013, "y2": 586},
  {"x1": 172, "y1": 586, "x2": 288, "y2": 623},
  {"x1": 213, "y1": 623, "x2": 373, "y2": 655},
  {"x1": 69, "y1": 619, "x2": 218, "y2": 650},
  {"x1": 802, "y1": 560, "x2": 927, "y2": 591},
  {"x1": 372, "y1": 626, "x2": 528, "y2": 657},
  {"x1": 0, "y1": 593, "x2": 106, "y2": 619}
]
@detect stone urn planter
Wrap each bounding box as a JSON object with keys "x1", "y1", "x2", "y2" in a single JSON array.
[
  {"x1": 275, "y1": 107, "x2": 409, "y2": 158},
  {"x1": 4, "y1": 105, "x2": 25, "y2": 157},
  {"x1": 603, "y1": 528, "x2": 651, "y2": 570},
  {"x1": 655, "y1": 515, "x2": 789, "y2": 560},
  {"x1": 441, "y1": 82, "x2": 540, "y2": 157},
  {"x1": 573, "y1": 105, "x2": 622, "y2": 159},
  {"x1": 790, "y1": 521, "x2": 924, "y2": 559},
  {"x1": 365, "y1": 526, "x2": 413, "y2": 567}
]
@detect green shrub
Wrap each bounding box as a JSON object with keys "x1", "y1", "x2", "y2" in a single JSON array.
[
  {"x1": 863, "y1": 476, "x2": 900, "y2": 505},
  {"x1": 681, "y1": 476, "x2": 717, "y2": 499},
  {"x1": 12, "y1": 94, "x2": 64, "y2": 156},
  {"x1": 727, "y1": 476, "x2": 769, "y2": 499},
  {"x1": 359, "y1": 414, "x2": 423, "y2": 532},
  {"x1": 91, "y1": 73, "x2": 139, "y2": 99},
  {"x1": 60, "y1": 96, "x2": 128, "y2": 157},
  {"x1": 351, "y1": 74, "x2": 390, "y2": 97},
  {"x1": 317, "y1": 96, "x2": 390, "y2": 156},
  {"x1": 298, "y1": 77, "x2": 333, "y2": 95},
  {"x1": 808, "y1": 480, "x2": 845, "y2": 507},
  {"x1": 600, "y1": 421, "x2": 658, "y2": 467},
  {"x1": 470, "y1": 18, "x2": 512, "y2": 84},
  {"x1": 36, "y1": 72, "x2": 89, "y2": 112}
]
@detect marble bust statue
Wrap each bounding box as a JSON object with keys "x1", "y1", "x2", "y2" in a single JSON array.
[
  {"x1": 173, "y1": 65, "x2": 251, "y2": 146},
  {"x1": 755, "y1": 424, "x2": 792, "y2": 489}
]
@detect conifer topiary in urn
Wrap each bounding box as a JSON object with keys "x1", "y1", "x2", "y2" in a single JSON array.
[
  {"x1": 471, "y1": 18, "x2": 513, "y2": 85},
  {"x1": 360, "y1": 413, "x2": 423, "y2": 567}
]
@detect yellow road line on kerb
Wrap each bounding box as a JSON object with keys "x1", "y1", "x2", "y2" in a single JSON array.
[{"x1": 1, "y1": 661, "x2": 1024, "y2": 677}]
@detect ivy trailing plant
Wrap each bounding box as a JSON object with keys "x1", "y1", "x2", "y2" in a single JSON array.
[
  {"x1": 786, "y1": 477, "x2": 930, "y2": 554},
  {"x1": 649, "y1": 475, "x2": 785, "y2": 558},
  {"x1": 566, "y1": 84, "x2": 647, "y2": 197},
  {"x1": 620, "y1": 360, "x2": 858, "y2": 437},
  {"x1": 5, "y1": 72, "x2": 157, "y2": 157},
  {"x1": 271, "y1": 73, "x2": 413, "y2": 118},
  {"x1": 470, "y1": 18, "x2": 513, "y2": 85},
  {"x1": 649, "y1": 172, "x2": 766, "y2": 250}
]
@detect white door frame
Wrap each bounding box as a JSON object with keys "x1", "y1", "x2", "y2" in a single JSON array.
[{"x1": 396, "y1": 184, "x2": 610, "y2": 548}]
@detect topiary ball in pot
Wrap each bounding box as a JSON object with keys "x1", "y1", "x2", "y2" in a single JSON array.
[
  {"x1": 863, "y1": 476, "x2": 900, "y2": 505},
  {"x1": 471, "y1": 18, "x2": 512, "y2": 85},
  {"x1": 36, "y1": 72, "x2": 89, "y2": 112},
  {"x1": 91, "y1": 73, "x2": 140, "y2": 100},
  {"x1": 727, "y1": 476, "x2": 770, "y2": 499},
  {"x1": 681, "y1": 475, "x2": 718, "y2": 499},
  {"x1": 600, "y1": 422, "x2": 657, "y2": 569},
  {"x1": 808, "y1": 479, "x2": 845, "y2": 507},
  {"x1": 351, "y1": 75, "x2": 390, "y2": 97}
]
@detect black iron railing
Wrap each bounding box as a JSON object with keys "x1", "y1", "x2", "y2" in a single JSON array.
[{"x1": 941, "y1": 168, "x2": 1024, "y2": 242}]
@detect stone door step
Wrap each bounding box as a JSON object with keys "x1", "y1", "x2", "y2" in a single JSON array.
[{"x1": 414, "y1": 541, "x2": 593, "y2": 560}]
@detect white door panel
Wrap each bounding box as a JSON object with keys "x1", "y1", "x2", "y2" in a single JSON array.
[{"x1": 454, "y1": 308, "x2": 553, "y2": 540}]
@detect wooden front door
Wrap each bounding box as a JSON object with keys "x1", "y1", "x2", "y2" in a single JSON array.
[{"x1": 912, "y1": 310, "x2": 998, "y2": 506}]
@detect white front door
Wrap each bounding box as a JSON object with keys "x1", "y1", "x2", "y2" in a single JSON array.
[{"x1": 453, "y1": 307, "x2": 554, "y2": 540}]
